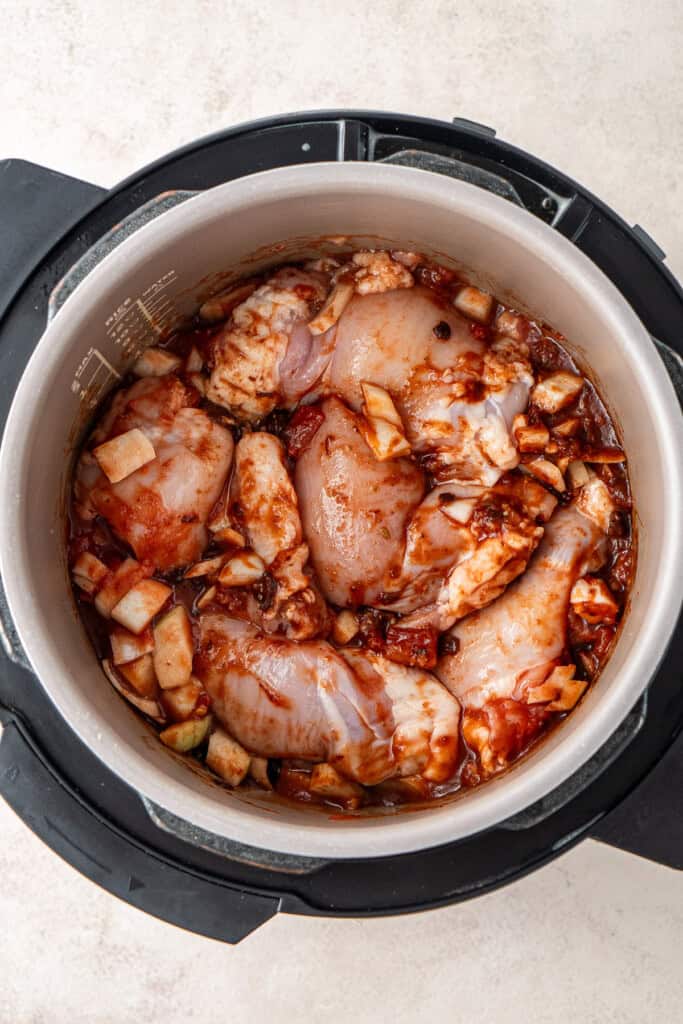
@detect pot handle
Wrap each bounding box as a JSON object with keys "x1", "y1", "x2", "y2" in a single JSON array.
[{"x1": 0, "y1": 705, "x2": 279, "y2": 943}]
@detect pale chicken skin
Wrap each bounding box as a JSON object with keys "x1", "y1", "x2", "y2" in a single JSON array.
[
  {"x1": 437, "y1": 477, "x2": 614, "y2": 776},
  {"x1": 74, "y1": 376, "x2": 233, "y2": 571},
  {"x1": 195, "y1": 613, "x2": 460, "y2": 785}
]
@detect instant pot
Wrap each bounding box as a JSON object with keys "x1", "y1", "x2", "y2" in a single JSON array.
[{"x1": 0, "y1": 111, "x2": 681, "y2": 943}]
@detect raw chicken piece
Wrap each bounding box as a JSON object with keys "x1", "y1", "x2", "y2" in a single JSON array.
[
  {"x1": 436, "y1": 476, "x2": 614, "y2": 776},
  {"x1": 295, "y1": 396, "x2": 425, "y2": 607},
  {"x1": 325, "y1": 287, "x2": 533, "y2": 486},
  {"x1": 295, "y1": 397, "x2": 547, "y2": 626},
  {"x1": 226, "y1": 431, "x2": 328, "y2": 637},
  {"x1": 207, "y1": 267, "x2": 332, "y2": 420},
  {"x1": 195, "y1": 613, "x2": 460, "y2": 785},
  {"x1": 75, "y1": 376, "x2": 233, "y2": 571}
]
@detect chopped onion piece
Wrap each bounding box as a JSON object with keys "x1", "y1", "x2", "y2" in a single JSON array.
[
  {"x1": 93, "y1": 428, "x2": 156, "y2": 484},
  {"x1": 570, "y1": 576, "x2": 619, "y2": 624},
  {"x1": 360, "y1": 381, "x2": 403, "y2": 428},
  {"x1": 526, "y1": 458, "x2": 566, "y2": 492},
  {"x1": 249, "y1": 757, "x2": 273, "y2": 790},
  {"x1": 161, "y1": 677, "x2": 203, "y2": 721},
  {"x1": 453, "y1": 285, "x2": 493, "y2": 323},
  {"x1": 212, "y1": 526, "x2": 246, "y2": 548},
  {"x1": 184, "y1": 555, "x2": 227, "y2": 579},
  {"x1": 72, "y1": 552, "x2": 108, "y2": 594},
  {"x1": 111, "y1": 578, "x2": 172, "y2": 634},
  {"x1": 199, "y1": 280, "x2": 260, "y2": 322},
  {"x1": 526, "y1": 665, "x2": 576, "y2": 704},
  {"x1": 309, "y1": 763, "x2": 364, "y2": 808},
  {"x1": 185, "y1": 347, "x2": 203, "y2": 372},
  {"x1": 567, "y1": 460, "x2": 590, "y2": 489},
  {"x1": 206, "y1": 727, "x2": 251, "y2": 786},
  {"x1": 531, "y1": 371, "x2": 584, "y2": 413},
  {"x1": 153, "y1": 605, "x2": 194, "y2": 690},
  {"x1": 332, "y1": 610, "x2": 359, "y2": 645},
  {"x1": 583, "y1": 447, "x2": 626, "y2": 464},
  {"x1": 132, "y1": 347, "x2": 182, "y2": 377},
  {"x1": 110, "y1": 625, "x2": 154, "y2": 665},
  {"x1": 195, "y1": 585, "x2": 217, "y2": 610},
  {"x1": 160, "y1": 715, "x2": 212, "y2": 753},
  {"x1": 308, "y1": 280, "x2": 355, "y2": 335},
  {"x1": 495, "y1": 309, "x2": 529, "y2": 342},
  {"x1": 188, "y1": 372, "x2": 206, "y2": 395},
  {"x1": 94, "y1": 558, "x2": 151, "y2": 618},
  {"x1": 547, "y1": 678, "x2": 588, "y2": 711},
  {"x1": 512, "y1": 415, "x2": 550, "y2": 452},
  {"x1": 218, "y1": 551, "x2": 265, "y2": 587},
  {"x1": 359, "y1": 415, "x2": 411, "y2": 462},
  {"x1": 439, "y1": 498, "x2": 476, "y2": 524},
  {"x1": 102, "y1": 659, "x2": 165, "y2": 722},
  {"x1": 552, "y1": 417, "x2": 581, "y2": 438},
  {"x1": 119, "y1": 653, "x2": 157, "y2": 698}
]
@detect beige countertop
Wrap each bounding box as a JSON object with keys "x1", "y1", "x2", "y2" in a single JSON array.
[{"x1": 1, "y1": 1, "x2": 681, "y2": 1021}]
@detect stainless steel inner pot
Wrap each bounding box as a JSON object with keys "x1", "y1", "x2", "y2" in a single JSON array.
[{"x1": 1, "y1": 163, "x2": 681, "y2": 859}]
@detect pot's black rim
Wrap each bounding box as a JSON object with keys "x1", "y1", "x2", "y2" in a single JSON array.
[{"x1": 0, "y1": 110, "x2": 681, "y2": 945}]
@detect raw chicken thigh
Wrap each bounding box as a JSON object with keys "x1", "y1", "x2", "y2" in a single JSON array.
[
  {"x1": 195, "y1": 612, "x2": 461, "y2": 785},
  {"x1": 207, "y1": 267, "x2": 332, "y2": 420},
  {"x1": 436, "y1": 476, "x2": 614, "y2": 777},
  {"x1": 74, "y1": 376, "x2": 233, "y2": 571},
  {"x1": 325, "y1": 286, "x2": 533, "y2": 486}
]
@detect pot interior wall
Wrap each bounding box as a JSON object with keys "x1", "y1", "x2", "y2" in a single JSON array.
[{"x1": 4, "y1": 166, "x2": 680, "y2": 856}]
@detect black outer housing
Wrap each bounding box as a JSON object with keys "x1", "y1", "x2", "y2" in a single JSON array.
[{"x1": 0, "y1": 112, "x2": 681, "y2": 945}]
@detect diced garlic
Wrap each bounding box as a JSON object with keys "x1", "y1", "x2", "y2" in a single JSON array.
[
  {"x1": 153, "y1": 605, "x2": 194, "y2": 690},
  {"x1": 206, "y1": 727, "x2": 251, "y2": 786},
  {"x1": 567, "y1": 460, "x2": 590, "y2": 489},
  {"x1": 495, "y1": 309, "x2": 529, "y2": 342},
  {"x1": 308, "y1": 280, "x2": 355, "y2": 335},
  {"x1": 526, "y1": 458, "x2": 566, "y2": 492},
  {"x1": 94, "y1": 558, "x2": 151, "y2": 618},
  {"x1": 160, "y1": 715, "x2": 212, "y2": 753},
  {"x1": 570, "y1": 576, "x2": 619, "y2": 624},
  {"x1": 309, "y1": 763, "x2": 364, "y2": 808},
  {"x1": 218, "y1": 551, "x2": 265, "y2": 587},
  {"x1": 531, "y1": 371, "x2": 584, "y2": 413},
  {"x1": 132, "y1": 347, "x2": 182, "y2": 377},
  {"x1": 453, "y1": 285, "x2": 493, "y2": 323},
  {"x1": 351, "y1": 251, "x2": 414, "y2": 295},
  {"x1": 119, "y1": 653, "x2": 158, "y2": 698},
  {"x1": 249, "y1": 757, "x2": 273, "y2": 790},
  {"x1": 93, "y1": 428, "x2": 156, "y2": 484},
  {"x1": 110, "y1": 625, "x2": 154, "y2": 665},
  {"x1": 359, "y1": 415, "x2": 411, "y2": 462},
  {"x1": 184, "y1": 555, "x2": 227, "y2": 579},
  {"x1": 360, "y1": 381, "x2": 403, "y2": 428},
  {"x1": 102, "y1": 659, "x2": 165, "y2": 722},
  {"x1": 199, "y1": 280, "x2": 260, "y2": 322},
  {"x1": 332, "y1": 610, "x2": 359, "y2": 645},
  {"x1": 439, "y1": 498, "x2": 476, "y2": 524},
  {"x1": 195, "y1": 585, "x2": 217, "y2": 610},
  {"x1": 161, "y1": 677, "x2": 203, "y2": 721},
  {"x1": 72, "y1": 552, "x2": 108, "y2": 594},
  {"x1": 111, "y1": 578, "x2": 172, "y2": 634},
  {"x1": 185, "y1": 346, "x2": 203, "y2": 372}
]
